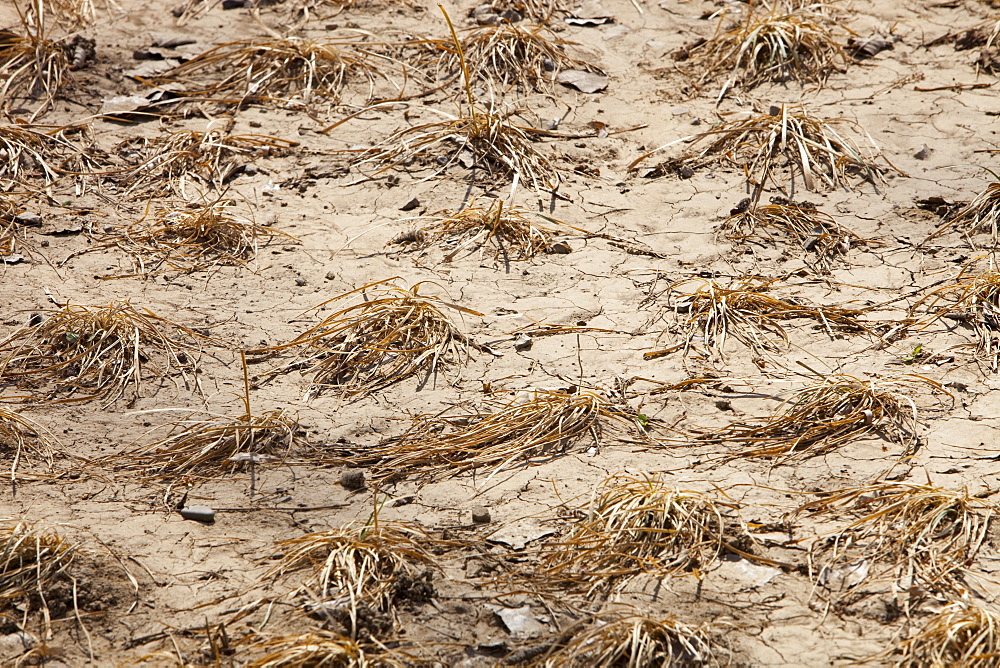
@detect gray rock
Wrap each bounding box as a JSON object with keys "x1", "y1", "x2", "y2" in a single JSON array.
[
  {"x1": 471, "y1": 505, "x2": 491, "y2": 523},
  {"x1": 180, "y1": 506, "x2": 215, "y2": 523},
  {"x1": 14, "y1": 212, "x2": 41, "y2": 226}
]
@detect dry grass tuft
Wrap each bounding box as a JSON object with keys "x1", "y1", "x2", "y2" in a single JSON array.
[
  {"x1": 687, "y1": 4, "x2": 850, "y2": 100},
  {"x1": 795, "y1": 483, "x2": 992, "y2": 596},
  {"x1": 723, "y1": 196, "x2": 862, "y2": 269},
  {"x1": 0, "y1": 520, "x2": 77, "y2": 611},
  {"x1": 155, "y1": 35, "x2": 396, "y2": 107},
  {"x1": 521, "y1": 612, "x2": 719, "y2": 666},
  {"x1": 346, "y1": 389, "x2": 638, "y2": 482},
  {"x1": 653, "y1": 277, "x2": 867, "y2": 360},
  {"x1": 0, "y1": 121, "x2": 88, "y2": 186},
  {"x1": 0, "y1": 300, "x2": 202, "y2": 404},
  {"x1": 356, "y1": 102, "x2": 561, "y2": 192},
  {"x1": 113, "y1": 127, "x2": 298, "y2": 197},
  {"x1": 256, "y1": 280, "x2": 478, "y2": 398},
  {"x1": 695, "y1": 374, "x2": 936, "y2": 461},
  {"x1": 537, "y1": 476, "x2": 731, "y2": 592},
  {"x1": 0, "y1": 408, "x2": 61, "y2": 482},
  {"x1": 911, "y1": 262, "x2": 1000, "y2": 370},
  {"x1": 887, "y1": 602, "x2": 1000, "y2": 667},
  {"x1": 392, "y1": 198, "x2": 581, "y2": 261},
  {"x1": 249, "y1": 631, "x2": 370, "y2": 668},
  {"x1": 437, "y1": 23, "x2": 599, "y2": 90},
  {"x1": 632, "y1": 104, "x2": 892, "y2": 197},
  {"x1": 104, "y1": 197, "x2": 295, "y2": 273},
  {"x1": 266, "y1": 524, "x2": 434, "y2": 639},
  {"x1": 923, "y1": 181, "x2": 1000, "y2": 248},
  {"x1": 117, "y1": 408, "x2": 303, "y2": 480}
]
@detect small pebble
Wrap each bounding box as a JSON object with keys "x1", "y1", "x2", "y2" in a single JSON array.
[
  {"x1": 325, "y1": 271, "x2": 336, "y2": 281},
  {"x1": 399, "y1": 197, "x2": 419, "y2": 211},
  {"x1": 295, "y1": 278, "x2": 307, "y2": 286},
  {"x1": 914, "y1": 144, "x2": 932, "y2": 160},
  {"x1": 546, "y1": 241, "x2": 572, "y2": 254},
  {"x1": 471, "y1": 506, "x2": 491, "y2": 523},
  {"x1": 340, "y1": 469, "x2": 366, "y2": 490}
]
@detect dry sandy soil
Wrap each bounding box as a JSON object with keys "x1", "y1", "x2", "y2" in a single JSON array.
[{"x1": 2, "y1": 0, "x2": 1000, "y2": 665}]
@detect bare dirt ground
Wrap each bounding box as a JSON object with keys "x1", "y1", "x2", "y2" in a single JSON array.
[{"x1": 2, "y1": 0, "x2": 1000, "y2": 665}]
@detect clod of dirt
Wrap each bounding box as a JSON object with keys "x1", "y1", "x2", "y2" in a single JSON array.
[
  {"x1": 914, "y1": 144, "x2": 933, "y2": 160},
  {"x1": 471, "y1": 506, "x2": 491, "y2": 524},
  {"x1": 546, "y1": 240, "x2": 572, "y2": 254},
  {"x1": 399, "y1": 197, "x2": 419, "y2": 211},
  {"x1": 339, "y1": 469, "x2": 366, "y2": 490},
  {"x1": 556, "y1": 69, "x2": 609, "y2": 93}
]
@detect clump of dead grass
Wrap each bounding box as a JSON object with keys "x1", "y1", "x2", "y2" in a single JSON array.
[
  {"x1": 687, "y1": 3, "x2": 850, "y2": 100},
  {"x1": 0, "y1": 121, "x2": 87, "y2": 186},
  {"x1": 391, "y1": 198, "x2": 581, "y2": 261},
  {"x1": 104, "y1": 197, "x2": 295, "y2": 273},
  {"x1": 886, "y1": 602, "x2": 1000, "y2": 668},
  {"x1": 154, "y1": 34, "x2": 396, "y2": 107},
  {"x1": 0, "y1": 408, "x2": 61, "y2": 483},
  {"x1": 356, "y1": 102, "x2": 561, "y2": 192},
  {"x1": 255, "y1": 280, "x2": 479, "y2": 398},
  {"x1": 0, "y1": 520, "x2": 78, "y2": 613},
  {"x1": 117, "y1": 408, "x2": 303, "y2": 480},
  {"x1": 794, "y1": 483, "x2": 992, "y2": 596},
  {"x1": 923, "y1": 180, "x2": 1000, "y2": 248},
  {"x1": 521, "y1": 612, "x2": 719, "y2": 666},
  {"x1": 437, "y1": 22, "x2": 599, "y2": 90},
  {"x1": 265, "y1": 524, "x2": 434, "y2": 639},
  {"x1": 695, "y1": 374, "x2": 937, "y2": 461},
  {"x1": 346, "y1": 389, "x2": 637, "y2": 482},
  {"x1": 910, "y1": 262, "x2": 1000, "y2": 370},
  {"x1": 723, "y1": 196, "x2": 862, "y2": 269},
  {"x1": 652, "y1": 276, "x2": 867, "y2": 360},
  {"x1": 248, "y1": 631, "x2": 370, "y2": 668},
  {"x1": 0, "y1": 300, "x2": 202, "y2": 404},
  {"x1": 631, "y1": 104, "x2": 893, "y2": 197},
  {"x1": 537, "y1": 476, "x2": 731, "y2": 593},
  {"x1": 114, "y1": 127, "x2": 299, "y2": 197}
]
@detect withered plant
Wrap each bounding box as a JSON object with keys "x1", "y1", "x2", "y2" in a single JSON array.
[
  {"x1": 347, "y1": 390, "x2": 636, "y2": 482},
  {"x1": 537, "y1": 476, "x2": 731, "y2": 593},
  {"x1": 923, "y1": 181, "x2": 1000, "y2": 248},
  {"x1": 249, "y1": 631, "x2": 370, "y2": 668},
  {"x1": 0, "y1": 121, "x2": 88, "y2": 186},
  {"x1": 105, "y1": 197, "x2": 295, "y2": 273},
  {"x1": 521, "y1": 612, "x2": 719, "y2": 667},
  {"x1": 155, "y1": 34, "x2": 397, "y2": 107},
  {"x1": 689, "y1": 4, "x2": 850, "y2": 100},
  {"x1": 695, "y1": 374, "x2": 937, "y2": 461},
  {"x1": 114, "y1": 128, "x2": 298, "y2": 197},
  {"x1": 265, "y1": 524, "x2": 434, "y2": 639},
  {"x1": 887, "y1": 602, "x2": 1000, "y2": 668},
  {"x1": 0, "y1": 520, "x2": 78, "y2": 615},
  {"x1": 632, "y1": 105, "x2": 892, "y2": 197},
  {"x1": 0, "y1": 300, "x2": 202, "y2": 404},
  {"x1": 356, "y1": 8, "x2": 562, "y2": 192},
  {"x1": 438, "y1": 23, "x2": 599, "y2": 90},
  {"x1": 392, "y1": 198, "x2": 581, "y2": 261},
  {"x1": 0, "y1": 408, "x2": 60, "y2": 483},
  {"x1": 357, "y1": 103, "x2": 561, "y2": 192},
  {"x1": 0, "y1": 2, "x2": 71, "y2": 120},
  {"x1": 910, "y1": 263, "x2": 1000, "y2": 370},
  {"x1": 256, "y1": 280, "x2": 478, "y2": 397},
  {"x1": 723, "y1": 196, "x2": 861, "y2": 269},
  {"x1": 118, "y1": 408, "x2": 303, "y2": 480},
  {"x1": 655, "y1": 277, "x2": 866, "y2": 359},
  {"x1": 794, "y1": 483, "x2": 993, "y2": 596}
]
